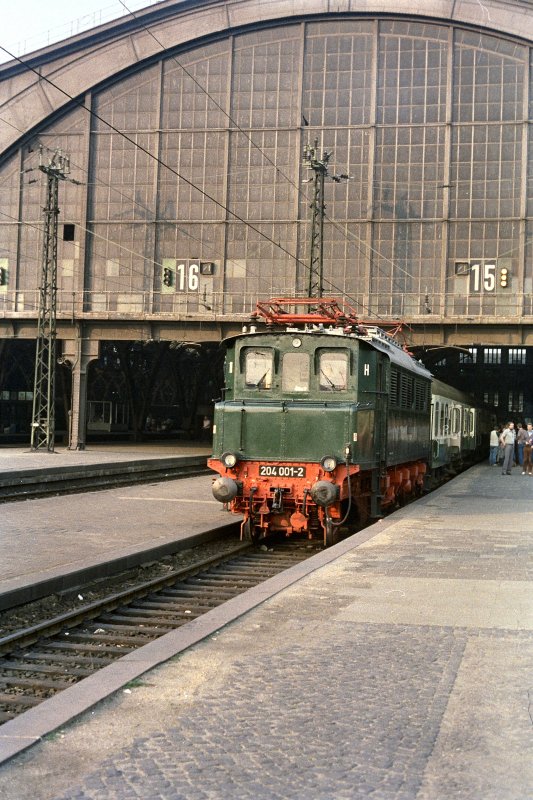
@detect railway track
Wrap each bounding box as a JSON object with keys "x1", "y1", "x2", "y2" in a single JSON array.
[{"x1": 0, "y1": 540, "x2": 319, "y2": 725}]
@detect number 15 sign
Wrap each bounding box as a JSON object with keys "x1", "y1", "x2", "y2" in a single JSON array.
[{"x1": 469, "y1": 263, "x2": 509, "y2": 292}]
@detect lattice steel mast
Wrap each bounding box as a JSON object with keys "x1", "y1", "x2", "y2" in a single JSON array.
[
  {"x1": 31, "y1": 147, "x2": 71, "y2": 452},
  {"x1": 302, "y1": 139, "x2": 349, "y2": 299}
]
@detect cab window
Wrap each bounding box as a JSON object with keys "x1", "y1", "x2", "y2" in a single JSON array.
[
  {"x1": 319, "y1": 351, "x2": 348, "y2": 391},
  {"x1": 282, "y1": 352, "x2": 309, "y2": 392},
  {"x1": 244, "y1": 348, "x2": 273, "y2": 389}
]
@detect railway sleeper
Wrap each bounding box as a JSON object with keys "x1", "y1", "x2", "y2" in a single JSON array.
[
  {"x1": 212, "y1": 565, "x2": 279, "y2": 574},
  {"x1": 88, "y1": 617, "x2": 177, "y2": 630},
  {"x1": 44, "y1": 641, "x2": 134, "y2": 655},
  {"x1": 0, "y1": 693, "x2": 42, "y2": 708},
  {"x1": 183, "y1": 576, "x2": 261, "y2": 588},
  {"x1": 159, "y1": 587, "x2": 242, "y2": 600},
  {"x1": 0, "y1": 676, "x2": 72, "y2": 691},
  {"x1": 128, "y1": 601, "x2": 216, "y2": 613},
  {"x1": 0, "y1": 660, "x2": 93, "y2": 677},
  {"x1": 97, "y1": 613, "x2": 193, "y2": 628},
  {"x1": 112, "y1": 606, "x2": 210, "y2": 618},
  {"x1": 53, "y1": 632, "x2": 149, "y2": 647},
  {"x1": 209, "y1": 565, "x2": 281, "y2": 576},
  {"x1": 235, "y1": 551, "x2": 310, "y2": 560},
  {"x1": 18, "y1": 650, "x2": 118, "y2": 666}
]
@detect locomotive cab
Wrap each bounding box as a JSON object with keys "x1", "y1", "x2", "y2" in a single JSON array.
[{"x1": 209, "y1": 329, "x2": 361, "y2": 545}]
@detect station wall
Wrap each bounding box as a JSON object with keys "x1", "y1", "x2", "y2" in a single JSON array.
[{"x1": 1, "y1": 12, "x2": 532, "y2": 324}]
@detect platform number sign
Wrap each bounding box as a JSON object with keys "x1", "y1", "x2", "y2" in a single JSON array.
[
  {"x1": 161, "y1": 259, "x2": 215, "y2": 294},
  {"x1": 470, "y1": 263, "x2": 495, "y2": 293},
  {"x1": 464, "y1": 262, "x2": 510, "y2": 293},
  {"x1": 176, "y1": 262, "x2": 199, "y2": 292}
]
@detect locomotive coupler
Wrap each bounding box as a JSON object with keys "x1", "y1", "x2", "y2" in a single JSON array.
[
  {"x1": 271, "y1": 487, "x2": 284, "y2": 511},
  {"x1": 248, "y1": 486, "x2": 257, "y2": 514},
  {"x1": 270, "y1": 487, "x2": 283, "y2": 511},
  {"x1": 302, "y1": 488, "x2": 310, "y2": 516}
]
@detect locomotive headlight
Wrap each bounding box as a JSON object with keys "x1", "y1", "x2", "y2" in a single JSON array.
[
  {"x1": 321, "y1": 456, "x2": 337, "y2": 472},
  {"x1": 222, "y1": 452, "x2": 238, "y2": 468}
]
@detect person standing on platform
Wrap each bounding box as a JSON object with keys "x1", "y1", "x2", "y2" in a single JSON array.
[
  {"x1": 497, "y1": 425, "x2": 505, "y2": 465},
  {"x1": 201, "y1": 415, "x2": 212, "y2": 442},
  {"x1": 500, "y1": 421, "x2": 516, "y2": 475},
  {"x1": 516, "y1": 423, "x2": 528, "y2": 467},
  {"x1": 489, "y1": 425, "x2": 500, "y2": 466},
  {"x1": 521, "y1": 423, "x2": 533, "y2": 475}
]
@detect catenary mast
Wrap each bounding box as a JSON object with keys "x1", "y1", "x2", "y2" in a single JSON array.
[
  {"x1": 30, "y1": 147, "x2": 73, "y2": 452},
  {"x1": 302, "y1": 139, "x2": 349, "y2": 298}
]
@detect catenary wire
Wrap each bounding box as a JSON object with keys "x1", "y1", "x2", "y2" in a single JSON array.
[{"x1": 0, "y1": 36, "x2": 441, "y2": 321}]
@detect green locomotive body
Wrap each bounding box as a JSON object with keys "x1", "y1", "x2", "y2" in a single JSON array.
[{"x1": 208, "y1": 303, "x2": 434, "y2": 545}]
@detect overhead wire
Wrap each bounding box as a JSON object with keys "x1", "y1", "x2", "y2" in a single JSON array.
[
  {"x1": 0, "y1": 44, "x2": 311, "y2": 276},
  {"x1": 0, "y1": 130, "x2": 299, "y2": 306},
  {"x1": 0, "y1": 26, "x2": 431, "y2": 317},
  {"x1": 0, "y1": 27, "x2": 410, "y2": 317},
  {"x1": 1, "y1": 107, "x2": 372, "y2": 316}
]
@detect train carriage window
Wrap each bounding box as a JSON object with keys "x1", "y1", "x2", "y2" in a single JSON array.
[
  {"x1": 319, "y1": 351, "x2": 348, "y2": 391},
  {"x1": 439, "y1": 403, "x2": 445, "y2": 436},
  {"x1": 244, "y1": 348, "x2": 273, "y2": 389},
  {"x1": 452, "y1": 407, "x2": 461, "y2": 435},
  {"x1": 434, "y1": 401, "x2": 439, "y2": 436},
  {"x1": 282, "y1": 352, "x2": 309, "y2": 393},
  {"x1": 444, "y1": 403, "x2": 450, "y2": 435}
]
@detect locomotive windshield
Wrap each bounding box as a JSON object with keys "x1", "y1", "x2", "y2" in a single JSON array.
[
  {"x1": 244, "y1": 348, "x2": 273, "y2": 389},
  {"x1": 282, "y1": 352, "x2": 310, "y2": 393},
  {"x1": 319, "y1": 350, "x2": 348, "y2": 391}
]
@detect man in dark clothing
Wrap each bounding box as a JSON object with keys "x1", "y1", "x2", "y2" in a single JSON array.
[
  {"x1": 522, "y1": 423, "x2": 533, "y2": 475},
  {"x1": 516, "y1": 423, "x2": 528, "y2": 467}
]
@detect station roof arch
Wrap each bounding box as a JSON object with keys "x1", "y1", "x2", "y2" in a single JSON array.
[{"x1": 1, "y1": 0, "x2": 533, "y2": 160}]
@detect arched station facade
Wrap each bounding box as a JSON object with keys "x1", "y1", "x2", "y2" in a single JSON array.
[{"x1": 1, "y1": 0, "x2": 533, "y2": 445}]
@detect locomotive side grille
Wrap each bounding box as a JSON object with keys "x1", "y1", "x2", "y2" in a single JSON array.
[
  {"x1": 415, "y1": 380, "x2": 430, "y2": 411},
  {"x1": 390, "y1": 369, "x2": 399, "y2": 404}
]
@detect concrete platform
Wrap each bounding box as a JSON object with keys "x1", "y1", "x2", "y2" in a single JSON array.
[
  {"x1": 0, "y1": 441, "x2": 211, "y2": 474},
  {"x1": 0, "y1": 441, "x2": 224, "y2": 609},
  {"x1": 0, "y1": 462, "x2": 531, "y2": 798},
  {"x1": 0, "y1": 471, "x2": 233, "y2": 609},
  {"x1": 0, "y1": 441, "x2": 213, "y2": 501}
]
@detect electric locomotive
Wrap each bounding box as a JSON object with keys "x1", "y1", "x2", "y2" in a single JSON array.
[{"x1": 208, "y1": 298, "x2": 489, "y2": 546}]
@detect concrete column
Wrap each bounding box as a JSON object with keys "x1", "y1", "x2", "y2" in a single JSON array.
[{"x1": 62, "y1": 333, "x2": 99, "y2": 450}]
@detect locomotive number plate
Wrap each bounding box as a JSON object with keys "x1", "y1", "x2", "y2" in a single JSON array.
[{"x1": 258, "y1": 465, "x2": 306, "y2": 478}]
